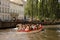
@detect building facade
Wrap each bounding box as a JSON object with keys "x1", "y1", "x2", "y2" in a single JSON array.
[
  {"x1": 0, "y1": 0, "x2": 24, "y2": 21},
  {"x1": 9, "y1": 1, "x2": 24, "y2": 20},
  {"x1": 0, "y1": 0, "x2": 11, "y2": 21},
  {"x1": 58, "y1": 0, "x2": 60, "y2": 2}
]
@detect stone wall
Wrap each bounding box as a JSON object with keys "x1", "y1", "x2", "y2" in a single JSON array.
[{"x1": 0, "y1": 22, "x2": 17, "y2": 28}]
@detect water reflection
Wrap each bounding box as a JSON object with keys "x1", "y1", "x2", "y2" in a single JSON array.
[
  {"x1": 0, "y1": 28, "x2": 60, "y2": 40},
  {"x1": 27, "y1": 29, "x2": 60, "y2": 40},
  {"x1": 42, "y1": 29, "x2": 59, "y2": 40}
]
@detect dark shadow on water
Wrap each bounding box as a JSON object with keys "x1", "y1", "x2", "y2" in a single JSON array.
[{"x1": 0, "y1": 26, "x2": 16, "y2": 29}]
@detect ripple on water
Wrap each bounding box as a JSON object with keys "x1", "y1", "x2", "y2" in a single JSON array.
[{"x1": 0, "y1": 28, "x2": 60, "y2": 40}]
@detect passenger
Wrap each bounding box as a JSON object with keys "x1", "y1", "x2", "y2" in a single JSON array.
[
  {"x1": 33, "y1": 25, "x2": 37, "y2": 30},
  {"x1": 39, "y1": 24, "x2": 42, "y2": 29},
  {"x1": 31, "y1": 24, "x2": 33, "y2": 30},
  {"x1": 18, "y1": 24, "x2": 22, "y2": 30},
  {"x1": 30, "y1": 25, "x2": 33, "y2": 31},
  {"x1": 17, "y1": 24, "x2": 23, "y2": 32},
  {"x1": 31, "y1": 24, "x2": 36, "y2": 30},
  {"x1": 22, "y1": 25, "x2": 26, "y2": 31},
  {"x1": 36, "y1": 24, "x2": 39, "y2": 29},
  {"x1": 25, "y1": 25, "x2": 30, "y2": 32},
  {"x1": 17, "y1": 24, "x2": 42, "y2": 32}
]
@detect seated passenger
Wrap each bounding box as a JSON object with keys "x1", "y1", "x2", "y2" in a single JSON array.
[
  {"x1": 25, "y1": 25, "x2": 30, "y2": 32},
  {"x1": 39, "y1": 24, "x2": 43, "y2": 29},
  {"x1": 31, "y1": 24, "x2": 37, "y2": 30},
  {"x1": 17, "y1": 24, "x2": 23, "y2": 32},
  {"x1": 33, "y1": 25, "x2": 37, "y2": 30},
  {"x1": 21, "y1": 25, "x2": 26, "y2": 31}
]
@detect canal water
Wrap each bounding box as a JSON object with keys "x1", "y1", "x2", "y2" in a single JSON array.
[{"x1": 0, "y1": 27, "x2": 60, "y2": 40}]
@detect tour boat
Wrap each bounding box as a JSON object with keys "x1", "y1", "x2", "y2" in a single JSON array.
[
  {"x1": 16, "y1": 24, "x2": 43, "y2": 34},
  {"x1": 17, "y1": 29, "x2": 42, "y2": 32},
  {"x1": 16, "y1": 29, "x2": 42, "y2": 34}
]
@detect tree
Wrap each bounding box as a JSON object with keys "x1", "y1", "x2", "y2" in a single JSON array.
[
  {"x1": 57, "y1": 2, "x2": 60, "y2": 19},
  {"x1": 24, "y1": 0, "x2": 59, "y2": 21},
  {"x1": 24, "y1": 0, "x2": 39, "y2": 21},
  {"x1": 39, "y1": 0, "x2": 59, "y2": 20}
]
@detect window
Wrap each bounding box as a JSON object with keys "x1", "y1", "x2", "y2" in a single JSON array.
[
  {"x1": 0, "y1": 7, "x2": 1, "y2": 13},
  {"x1": 5, "y1": 8, "x2": 7, "y2": 13},
  {"x1": 1, "y1": 7, "x2": 2, "y2": 13},
  {"x1": 6, "y1": 8, "x2": 8, "y2": 13},
  {"x1": 4, "y1": 8, "x2": 6, "y2": 13},
  {"x1": 2, "y1": 7, "x2": 4, "y2": 13},
  {"x1": 0, "y1": 1, "x2": 1, "y2": 5},
  {"x1": 8, "y1": 8, "x2": 9, "y2": 13},
  {"x1": 0, "y1": 2, "x2": 1, "y2": 5}
]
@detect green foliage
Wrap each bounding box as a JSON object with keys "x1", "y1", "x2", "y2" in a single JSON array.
[{"x1": 24, "y1": 0, "x2": 60, "y2": 21}]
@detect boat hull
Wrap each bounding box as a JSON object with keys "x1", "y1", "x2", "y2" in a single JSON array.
[{"x1": 17, "y1": 28, "x2": 42, "y2": 34}]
